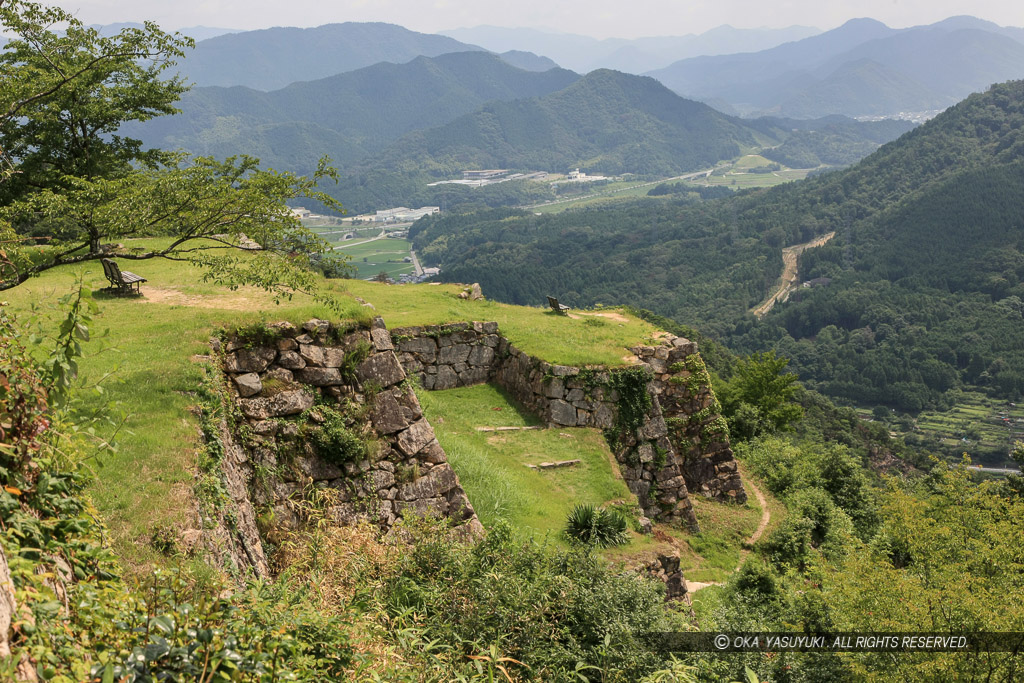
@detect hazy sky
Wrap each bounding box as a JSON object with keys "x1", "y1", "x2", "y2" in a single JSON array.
[{"x1": 65, "y1": 0, "x2": 1024, "y2": 38}]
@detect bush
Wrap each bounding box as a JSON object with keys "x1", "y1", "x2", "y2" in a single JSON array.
[
  {"x1": 308, "y1": 406, "x2": 368, "y2": 464},
  {"x1": 379, "y1": 519, "x2": 683, "y2": 681},
  {"x1": 565, "y1": 503, "x2": 629, "y2": 548}
]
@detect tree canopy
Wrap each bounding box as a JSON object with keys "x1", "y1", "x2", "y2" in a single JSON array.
[{"x1": 0, "y1": 0, "x2": 352, "y2": 297}]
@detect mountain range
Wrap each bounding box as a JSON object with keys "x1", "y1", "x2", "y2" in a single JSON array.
[
  {"x1": 648, "y1": 17, "x2": 1024, "y2": 117},
  {"x1": 176, "y1": 22, "x2": 485, "y2": 90},
  {"x1": 124, "y1": 51, "x2": 579, "y2": 172},
  {"x1": 439, "y1": 24, "x2": 821, "y2": 74},
  {"x1": 410, "y1": 79, "x2": 1024, "y2": 415}
]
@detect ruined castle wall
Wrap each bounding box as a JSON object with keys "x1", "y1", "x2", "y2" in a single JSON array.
[
  {"x1": 211, "y1": 317, "x2": 482, "y2": 576},
  {"x1": 391, "y1": 321, "x2": 746, "y2": 527}
]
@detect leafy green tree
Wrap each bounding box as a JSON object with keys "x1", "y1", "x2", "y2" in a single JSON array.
[
  {"x1": 0, "y1": 155, "x2": 351, "y2": 296},
  {"x1": 0, "y1": 0, "x2": 192, "y2": 202},
  {"x1": 722, "y1": 351, "x2": 803, "y2": 439}
]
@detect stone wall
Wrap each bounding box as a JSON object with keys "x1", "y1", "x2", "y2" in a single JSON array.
[
  {"x1": 634, "y1": 344, "x2": 748, "y2": 504},
  {"x1": 209, "y1": 317, "x2": 481, "y2": 577},
  {"x1": 391, "y1": 321, "x2": 747, "y2": 529}
]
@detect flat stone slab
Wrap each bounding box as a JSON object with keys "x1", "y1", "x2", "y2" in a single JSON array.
[
  {"x1": 526, "y1": 459, "x2": 581, "y2": 470},
  {"x1": 475, "y1": 426, "x2": 543, "y2": 432}
]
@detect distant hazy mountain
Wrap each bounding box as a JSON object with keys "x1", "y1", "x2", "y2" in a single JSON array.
[
  {"x1": 440, "y1": 24, "x2": 821, "y2": 74},
  {"x1": 125, "y1": 51, "x2": 579, "y2": 171},
  {"x1": 177, "y1": 22, "x2": 484, "y2": 90},
  {"x1": 498, "y1": 51, "x2": 559, "y2": 72},
  {"x1": 647, "y1": 17, "x2": 1024, "y2": 117},
  {"x1": 89, "y1": 23, "x2": 239, "y2": 41},
  {"x1": 371, "y1": 69, "x2": 759, "y2": 177}
]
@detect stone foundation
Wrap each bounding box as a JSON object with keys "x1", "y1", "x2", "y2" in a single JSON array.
[
  {"x1": 391, "y1": 321, "x2": 747, "y2": 529},
  {"x1": 207, "y1": 317, "x2": 482, "y2": 577}
]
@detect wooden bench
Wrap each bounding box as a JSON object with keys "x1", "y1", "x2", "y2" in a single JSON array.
[
  {"x1": 101, "y1": 258, "x2": 147, "y2": 296},
  {"x1": 547, "y1": 295, "x2": 570, "y2": 316}
]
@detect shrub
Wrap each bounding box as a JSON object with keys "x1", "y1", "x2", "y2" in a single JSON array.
[
  {"x1": 308, "y1": 407, "x2": 368, "y2": 464},
  {"x1": 565, "y1": 503, "x2": 629, "y2": 548}
]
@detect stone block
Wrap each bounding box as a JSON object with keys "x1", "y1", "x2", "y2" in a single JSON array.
[
  {"x1": 438, "y1": 343, "x2": 471, "y2": 365},
  {"x1": 467, "y1": 345, "x2": 494, "y2": 367},
  {"x1": 396, "y1": 419, "x2": 434, "y2": 456},
  {"x1": 277, "y1": 338, "x2": 298, "y2": 351},
  {"x1": 321, "y1": 347, "x2": 347, "y2": 368},
  {"x1": 398, "y1": 337, "x2": 437, "y2": 362},
  {"x1": 434, "y1": 365, "x2": 459, "y2": 390},
  {"x1": 548, "y1": 399, "x2": 577, "y2": 426},
  {"x1": 297, "y1": 367, "x2": 344, "y2": 386},
  {"x1": 264, "y1": 367, "x2": 294, "y2": 384},
  {"x1": 302, "y1": 318, "x2": 330, "y2": 335},
  {"x1": 370, "y1": 327, "x2": 394, "y2": 351},
  {"x1": 295, "y1": 455, "x2": 343, "y2": 481},
  {"x1": 233, "y1": 372, "x2": 262, "y2": 397},
  {"x1": 369, "y1": 469, "x2": 396, "y2": 490},
  {"x1": 299, "y1": 344, "x2": 325, "y2": 367},
  {"x1": 225, "y1": 347, "x2": 276, "y2": 373},
  {"x1": 638, "y1": 415, "x2": 668, "y2": 440},
  {"x1": 371, "y1": 391, "x2": 409, "y2": 435},
  {"x1": 239, "y1": 389, "x2": 313, "y2": 419},
  {"x1": 277, "y1": 350, "x2": 306, "y2": 370},
  {"x1": 543, "y1": 377, "x2": 565, "y2": 399},
  {"x1": 398, "y1": 463, "x2": 458, "y2": 501},
  {"x1": 356, "y1": 351, "x2": 406, "y2": 388},
  {"x1": 459, "y1": 367, "x2": 490, "y2": 386}
]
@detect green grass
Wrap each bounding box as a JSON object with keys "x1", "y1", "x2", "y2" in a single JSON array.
[
  {"x1": 333, "y1": 237, "x2": 414, "y2": 279},
  {"x1": 417, "y1": 383, "x2": 633, "y2": 542},
  {"x1": 0, "y1": 244, "x2": 660, "y2": 567},
  {"x1": 345, "y1": 280, "x2": 660, "y2": 367},
  {"x1": 528, "y1": 180, "x2": 657, "y2": 214}
]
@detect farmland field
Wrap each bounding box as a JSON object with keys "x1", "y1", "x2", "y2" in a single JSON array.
[
  {"x1": 898, "y1": 391, "x2": 1024, "y2": 466},
  {"x1": 334, "y1": 236, "x2": 415, "y2": 279}
]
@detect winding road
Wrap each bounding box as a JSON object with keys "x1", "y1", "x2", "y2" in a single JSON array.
[{"x1": 750, "y1": 231, "x2": 836, "y2": 319}]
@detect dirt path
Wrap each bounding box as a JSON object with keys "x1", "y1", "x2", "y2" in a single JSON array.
[
  {"x1": 750, "y1": 231, "x2": 835, "y2": 319},
  {"x1": 684, "y1": 479, "x2": 771, "y2": 595}
]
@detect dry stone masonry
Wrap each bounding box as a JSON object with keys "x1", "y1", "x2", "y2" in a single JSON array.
[
  {"x1": 391, "y1": 321, "x2": 747, "y2": 531},
  {"x1": 207, "y1": 317, "x2": 482, "y2": 577}
]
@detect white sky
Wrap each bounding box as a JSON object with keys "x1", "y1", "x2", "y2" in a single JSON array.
[{"x1": 63, "y1": 0, "x2": 1024, "y2": 38}]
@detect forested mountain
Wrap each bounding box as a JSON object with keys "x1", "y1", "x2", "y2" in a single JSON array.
[
  {"x1": 412, "y1": 81, "x2": 1024, "y2": 412},
  {"x1": 647, "y1": 17, "x2": 1024, "y2": 117},
  {"x1": 324, "y1": 69, "x2": 767, "y2": 213},
  {"x1": 309, "y1": 77, "x2": 913, "y2": 214},
  {"x1": 124, "y1": 52, "x2": 579, "y2": 173},
  {"x1": 176, "y1": 22, "x2": 484, "y2": 89},
  {"x1": 441, "y1": 24, "x2": 821, "y2": 74}
]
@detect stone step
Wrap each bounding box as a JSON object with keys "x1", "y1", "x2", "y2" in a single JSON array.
[
  {"x1": 526, "y1": 459, "x2": 581, "y2": 470},
  {"x1": 475, "y1": 425, "x2": 543, "y2": 432}
]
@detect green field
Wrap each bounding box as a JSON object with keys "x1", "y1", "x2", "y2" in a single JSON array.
[
  {"x1": 333, "y1": 236, "x2": 415, "y2": 279},
  {"x1": 418, "y1": 383, "x2": 773, "y2": 580},
  {"x1": 0, "y1": 245, "x2": 668, "y2": 567},
  {"x1": 902, "y1": 391, "x2": 1024, "y2": 466},
  {"x1": 418, "y1": 383, "x2": 632, "y2": 540},
  {"x1": 528, "y1": 179, "x2": 658, "y2": 214}
]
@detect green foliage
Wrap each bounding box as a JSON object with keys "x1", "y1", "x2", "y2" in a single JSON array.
[
  {"x1": 607, "y1": 366, "x2": 653, "y2": 446},
  {"x1": 306, "y1": 405, "x2": 369, "y2": 465},
  {"x1": 1, "y1": 302, "x2": 354, "y2": 681},
  {"x1": 719, "y1": 351, "x2": 802, "y2": 440},
  {"x1": 0, "y1": 0, "x2": 191, "y2": 204},
  {"x1": 381, "y1": 518, "x2": 684, "y2": 681},
  {"x1": 736, "y1": 435, "x2": 878, "y2": 537},
  {"x1": 564, "y1": 503, "x2": 629, "y2": 548}
]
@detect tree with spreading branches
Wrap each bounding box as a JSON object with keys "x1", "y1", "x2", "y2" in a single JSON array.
[{"x1": 0, "y1": 0, "x2": 352, "y2": 298}]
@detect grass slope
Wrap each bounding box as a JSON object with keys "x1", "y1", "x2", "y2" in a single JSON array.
[{"x1": 0, "y1": 250, "x2": 661, "y2": 565}]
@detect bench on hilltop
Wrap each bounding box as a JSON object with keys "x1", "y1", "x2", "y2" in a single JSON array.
[
  {"x1": 101, "y1": 258, "x2": 147, "y2": 296},
  {"x1": 547, "y1": 295, "x2": 570, "y2": 316}
]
